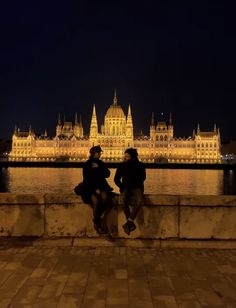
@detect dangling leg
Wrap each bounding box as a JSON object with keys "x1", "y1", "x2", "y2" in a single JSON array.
[
  {"x1": 127, "y1": 189, "x2": 143, "y2": 232},
  {"x1": 121, "y1": 189, "x2": 132, "y2": 235},
  {"x1": 121, "y1": 189, "x2": 131, "y2": 220},
  {"x1": 91, "y1": 194, "x2": 100, "y2": 231},
  {"x1": 99, "y1": 191, "x2": 111, "y2": 233},
  {"x1": 91, "y1": 192, "x2": 108, "y2": 234}
]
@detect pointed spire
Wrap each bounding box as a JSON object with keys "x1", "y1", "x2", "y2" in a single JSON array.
[
  {"x1": 128, "y1": 104, "x2": 131, "y2": 116},
  {"x1": 75, "y1": 112, "x2": 78, "y2": 125},
  {"x1": 63, "y1": 114, "x2": 66, "y2": 122},
  {"x1": 91, "y1": 105, "x2": 98, "y2": 125},
  {"x1": 29, "y1": 125, "x2": 32, "y2": 133},
  {"x1": 14, "y1": 124, "x2": 17, "y2": 134},
  {"x1": 44, "y1": 129, "x2": 48, "y2": 137},
  {"x1": 151, "y1": 112, "x2": 155, "y2": 126},
  {"x1": 169, "y1": 112, "x2": 172, "y2": 125},
  {"x1": 127, "y1": 104, "x2": 133, "y2": 125},
  {"x1": 197, "y1": 123, "x2": 200, "y2": 133},
  {"x1": 90, "y1": 104, "x2": 98, "y2": 138},
  {"x1": 58, "y1": 113, "x2": 61, "y2": 125},
  {"x1": 113, "y1": 89, "x2": 118, "y2": 105},
  {"x1": 214, "y1": 123, "x2": 217, "y2": 132},
  {"x1": 92, "y1": 104, "x2": 96, "y2": 116},
  {"x1": 193, "y1": 129, "x2": 195, "y2": 137}
]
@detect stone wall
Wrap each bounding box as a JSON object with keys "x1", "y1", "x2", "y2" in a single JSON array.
[{"x1": 1, "y1": 193, "x2": 236, "y2": 241}]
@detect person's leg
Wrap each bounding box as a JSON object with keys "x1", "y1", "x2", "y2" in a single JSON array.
[
  {"x1": 129, "y1": 189, "x2": 143, "y2": 221},
  {"x1": 99, "y1": 191, "x2": 111, "y2": 233},
  {"x1": 121, "y1": 189, "x2": 131, "y2": 220},
  {"x1": 121, "y1": 189, "x2": 133, "y2": 235},
  {"x1": 91, "y1": 193, "x2": 100, "y2": 224},
  {"x1": 124, "y1": 189, "x2": 143, "y2": 233},
  {"x1": 91, "y1": 193, "x2": 106, "y2": 233}
]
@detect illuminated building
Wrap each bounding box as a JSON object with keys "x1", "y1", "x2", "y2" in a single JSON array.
[{"x1": 9, "y1": 91, "x2": 221, "y2": 163}]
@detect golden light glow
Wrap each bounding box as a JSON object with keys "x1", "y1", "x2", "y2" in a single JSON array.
[{"x1": 9, "y1": 93, "x2": 221, "y2": 163}]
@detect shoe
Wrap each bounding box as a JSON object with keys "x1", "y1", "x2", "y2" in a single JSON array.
[
  {"x1": 128, "y1": 220, "x2": 136, "y2": 232},
  {"x1": 93, "y1": 219, "x2": 107, "y2": 235},
  {"x1": 122, "y1": 222, "x2": 130, "y2": 235}
]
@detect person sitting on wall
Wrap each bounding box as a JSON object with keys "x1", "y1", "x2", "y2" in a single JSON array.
[
  {"x1": 82, "y1": 145, "x2": 113, "y2": 234},
  {"x1": 114, "y1": 148, "x2": 146, "y2": 235}
]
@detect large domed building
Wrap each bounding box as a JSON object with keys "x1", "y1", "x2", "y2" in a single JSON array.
[
  {"x1": 9, "y1": 90, "x2": 221, "y2": 163},
  {"x1": 90, "y1": 90, "x2": 134, "y2": 159}
]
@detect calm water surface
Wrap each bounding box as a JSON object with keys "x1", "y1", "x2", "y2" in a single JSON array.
[{"x1": 0, "y1": 167, "x2": 235, "y2": 195}]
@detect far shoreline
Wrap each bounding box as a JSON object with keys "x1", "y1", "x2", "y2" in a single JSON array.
[{"x1": 0, "y1": 161, "x2": 236, "y2": 170}]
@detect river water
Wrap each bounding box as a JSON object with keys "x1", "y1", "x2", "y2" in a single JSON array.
[{"x1": 0, "y1": 167, "x2": 235, "y2": 195}]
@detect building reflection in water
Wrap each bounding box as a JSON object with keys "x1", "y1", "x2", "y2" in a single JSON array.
[
  {"x1": 2, "y1": 167, "x2": 228, "y2": 195},
  {"x1": 145, "y1": 169, "x2": 223, "y2": 195}
]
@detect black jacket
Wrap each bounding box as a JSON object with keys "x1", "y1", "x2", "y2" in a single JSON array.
[
  {"x1": 83, "y1": 157, "x2": 111, "y2": 192},
  {"x1": 114, "y1": 159, "x2": 146, "y2": 191}
]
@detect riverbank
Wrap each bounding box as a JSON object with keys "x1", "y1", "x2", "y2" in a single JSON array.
[{"x1": 1, "y1": 160, "x2": 236, "y2": 169}]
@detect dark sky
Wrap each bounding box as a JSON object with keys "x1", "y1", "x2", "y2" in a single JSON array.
[{"x1": 0, "y1": 1, "x2": 231, "y2": 141}]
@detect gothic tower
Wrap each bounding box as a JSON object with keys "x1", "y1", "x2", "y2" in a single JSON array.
[
  {"x1": 126, "y1": 104, "x2": 134, "y2": 146},
  {"x1": 56, "y1": 113, "x2": 62, "y2": 136},
  {"x1": 89, "y1": 105, "x2": 98, "y2": 145},
  {"x1": 150, "y1": 112, "x2": 155, "y2": 140},
  {"x1": 74, "y1": 112, "x2": 84, "y2": 137}
]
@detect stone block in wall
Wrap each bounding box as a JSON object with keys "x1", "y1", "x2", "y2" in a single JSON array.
[
  {"x1": 117, "y1": 194, "x2": 179, "y2": 239},
  {"x1": 180, "y1": 195, "x2": 236, "y2": 207},
  {"x1": 0, "y1": 194, "x2": 44, "y2": 236},
  {"x1": 180, "y1": 206, "x2": 236, "y2": 239},
  {"x1": 45, "y1": 194, "x2": 118, "y2": 237}
]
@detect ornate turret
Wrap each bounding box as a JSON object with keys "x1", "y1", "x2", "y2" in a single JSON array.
[
  {"x1": 214, "y1": 123, "x2": 217, "y2": 133},
  {"x1": 197, "y1": 123, "x2": 200, "y2": 134},
  {"x1": 74, "y1": 112, "x2": 83, "y2": 137},
  {"x1": 75, "y1": 112, "x2": 78, "y2": 125},
  {"x1": 168, "y1": 112, "x2": 173, "y2": 139},
  {"x1": 150, "y1": 112, "x2": 155, "y2": 140},
  {"x1": 126, "y1": 104, "x2": 134, "y2": 143},
  {"x1": 89, "y1": 105, "x2": 98, "y2": 143},
  {"x1": 56, "y1": 113, "x2": 62, "y2": 136}
]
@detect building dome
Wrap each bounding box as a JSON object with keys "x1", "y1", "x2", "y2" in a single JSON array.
[
  {"x1": 106, "y1": 104, "x2": 125, "y2": 118},
  {"x1": 105, "y1": 91, "x2": 125, "y2": 118}
]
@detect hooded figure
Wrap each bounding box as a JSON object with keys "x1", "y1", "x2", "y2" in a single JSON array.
[
  {"x1": 82, "y1": 145, "x2": 112, "y2": 234},
  {"x1": 114, "y1": 148, "x2": 146, "y2": 235}
]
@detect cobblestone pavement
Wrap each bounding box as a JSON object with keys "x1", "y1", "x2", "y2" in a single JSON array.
[{"x1": 0, "y1": 246, "x2": 236, "y2": 308}]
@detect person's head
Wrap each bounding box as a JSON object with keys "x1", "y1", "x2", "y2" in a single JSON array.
[
  {"x1": 124, "y1": 148, "x2": 138, "y2": 162},
  {"x1": 89, "y1": 145, "x2": 102, "y2": 159}
]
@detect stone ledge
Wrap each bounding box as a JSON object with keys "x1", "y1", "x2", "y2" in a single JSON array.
[
  {"x1": 1, "y1": 237, "x2": 236, "y2": 249},
  {"x1": 1, "y1": 193, "x2": 236, "y2": 241}
]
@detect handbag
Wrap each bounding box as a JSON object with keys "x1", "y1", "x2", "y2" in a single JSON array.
[{"x1": 74, "y1": 182, "x2": 86, "y2": 195}]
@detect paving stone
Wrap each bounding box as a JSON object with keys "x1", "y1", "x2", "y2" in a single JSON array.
[
  {"x1": 0, "y1": 246, "x2": 236, "y2": 307},
  {"x1": 106, "y1": 279, "x2": 129, "y2": 305},
  {"x1": 81, "y1": 298, "x2": 106, "y2": 308},
  {"x1": 152, "y1": 295, "x2": 178, "y2": 307},
  {"x1": 129, "y1": 299, "x2": 154, "y2": 308},
  {"x1": 194, "y1": 287, "x2": 224, "y2": 306},
  {"x1": 57, "y1": 294, "x2": 83, "y2": 308}
]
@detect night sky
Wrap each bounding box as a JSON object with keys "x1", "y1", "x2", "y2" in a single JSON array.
[{"x1": 0, "y1": 1, "x2": 230, "y2": 141}]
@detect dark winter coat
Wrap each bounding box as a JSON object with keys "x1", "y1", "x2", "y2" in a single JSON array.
[
  {"x1": 114, "y1": 159, "x2": 146, "y2": 191},
  {"x1": 82, "y1": 157, "x2": 112, "y2": 193}
]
